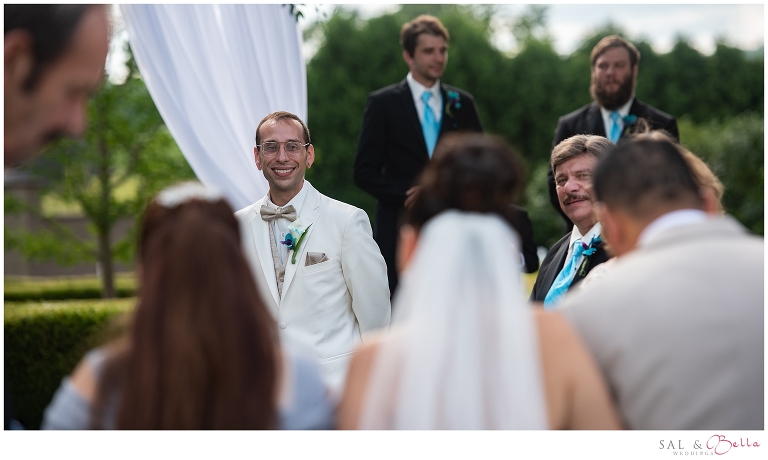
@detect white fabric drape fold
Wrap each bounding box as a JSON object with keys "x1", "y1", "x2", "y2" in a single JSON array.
[{"x1": 121, "y1": 4, "x2": 306, "y2": 209}]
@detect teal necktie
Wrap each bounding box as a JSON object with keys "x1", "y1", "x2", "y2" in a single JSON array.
[
  {"x1": 543, "y1": 239, "x2": 586, "y2": 309},
  {"x1": 421, "y1": 91, "x2": 439, "y2": 158},
  {"x1": 609, "y1": 111, "x2": 621, "y2": 143}
]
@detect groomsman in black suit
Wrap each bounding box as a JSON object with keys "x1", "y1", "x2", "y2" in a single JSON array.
[
  {"x1": 549, "y1": 35, "x2": 679, "y2": 230},
  {"x1": 354, "y1": 15, "x2": 483, "y2": 296}
]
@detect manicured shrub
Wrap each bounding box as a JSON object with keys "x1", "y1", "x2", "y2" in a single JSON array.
[
  {"x1": 4, "y1": 299, "x2": 135, "y2": 429},
  {"x1": 4, "y1": 275, "x2": 137, "y2": 301}
]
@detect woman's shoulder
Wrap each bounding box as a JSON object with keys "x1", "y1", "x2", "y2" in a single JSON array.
[{"x1": 41, "y1": 347, "x2": 108, "y2": 430}]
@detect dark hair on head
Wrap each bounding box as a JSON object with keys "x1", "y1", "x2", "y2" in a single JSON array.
[
  {"x1": 404, "y1": 133, "x2": 526, "y2": 231},
  {"x1": 255, "y1": 111, "x2": 311, "y2": 147},
  {"x1": 593, "y1": 138, "x2": 704, "y2": 221},
  {"x1": 551, "y1": 134, "x2": 614, "y2": 174},
  {"x1": 400, "y1": 15, "x2": 449, "y2": 57},
  {"x1": 94, "y1": 187, "x2": 279, "y2": 429},
  {"x1": 4, "y1": 4, "x2": 105, "y2": 91},
  {"x1": 627, "y1": 129, "x2": 724, "y2": 207},
  {"x1": 590, "y1": 35, "x2": 640, "y2": 68}
]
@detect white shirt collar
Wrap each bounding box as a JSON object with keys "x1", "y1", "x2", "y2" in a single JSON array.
[
  {"x1": 600, "y1": 95, "x2": 635, "y2": 137},
  {"x1": 406, "y1": 72, "x2": 443, "y2": 123},
  {"x1": 565, "y1": 222, "x2": 602, "y2": 261},
  {"x1": 569, "y1": 222, "x2": 602, "y2": 247},
  {"x1": 266, "y1": 179, "x2": 309, "y2": 215},
  {"x1": 637, "y1": 209, "x2": 708, "y2": 247},
  {"x1": 406, "y1": 71, "x2": 440, "y2": 97}
]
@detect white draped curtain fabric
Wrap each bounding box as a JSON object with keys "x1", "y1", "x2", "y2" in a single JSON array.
[{"x1": 120, "y1": 4, "x2": 307, "y2": 210}]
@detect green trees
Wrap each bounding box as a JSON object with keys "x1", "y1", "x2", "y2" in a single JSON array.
[
  {"x1": 5, "y1": 46, "x2": 195, "y2": 297},
  {"x1": 305, "y1": 6, "x2": 763, "y2": 247},
  {"x1": 680, "y1": 114, "x2": 764, "y2": 235}
]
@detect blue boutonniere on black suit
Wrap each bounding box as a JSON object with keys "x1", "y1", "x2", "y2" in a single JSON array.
[{"x1": 444, "y1": 91, "x2": 462, "y2": 118}]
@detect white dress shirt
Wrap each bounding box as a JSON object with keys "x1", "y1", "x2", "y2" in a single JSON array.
[
  {"x1": 406, "y1": 72, "x2": 443, "y2": 124},
  {"x1": 600, "y1": 96, "x2": 634, "y2": 140}
]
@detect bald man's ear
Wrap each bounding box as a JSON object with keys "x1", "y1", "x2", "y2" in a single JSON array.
[
  {"x1": 701, "y1": 189, "x2": 723, "y2": 215},
  {"x1": 596, "y1": 203, "x2": 622, "y2": 256},
  {"x1": 5, "y1": 30, "x2": 35, "y2": 90},
  {"x1": 596, "y1": 203, "x2": 638, "y2": 257}
]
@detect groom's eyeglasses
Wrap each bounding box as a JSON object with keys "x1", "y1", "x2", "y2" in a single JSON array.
[{"x1": 257, "y1": 141, "x2": 310, "y2": 157}]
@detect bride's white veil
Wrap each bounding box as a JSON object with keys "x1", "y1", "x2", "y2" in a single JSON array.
[{"x1": 359, "y1": 210, "x2": 548, "y2": 429}]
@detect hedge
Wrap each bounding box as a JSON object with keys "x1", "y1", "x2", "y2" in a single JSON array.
[
  {"x1": 4, "y1": 273, "x2": 538, "y2": 430},
  {"x1": 4, "y1": 298, "x2": 135, "y2": 429},
  {"x1": 4, "y1": 274, "x2": 137, "y2": 301}
]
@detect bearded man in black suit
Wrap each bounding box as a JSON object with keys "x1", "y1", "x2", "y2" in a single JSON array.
[
  {"x1": 549, "y1": 35, "x2": 679, "y2": 230},
  {"x1": 353, "y1": 15, "x2": 483, "y2": 296}
]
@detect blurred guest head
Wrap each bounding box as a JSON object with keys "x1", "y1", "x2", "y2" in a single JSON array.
[
  {"x1": 593, "y1": 138, "x2": 704, "y2": 257},
  {"x1": 404, "y1": 132, "x2": 525, "y2": 228},
  {"x1": 401, "y1": 132, "x2": 525, "y2": 269},
  {"x1": 550, "y1": 135, "x2": 613, "y2": 235},
  {"x1": 631, "y1": 130, "x2": 724, "y2": 214},
  {"x1": 590, "y1": 35, "x2": 639, "y2": 110},
  {"x1": 4, "y1": 4, "x2": 110, "y2": 166},
  {"x1": 95, "y1": 182, "x2": 279, "y2": 429}
]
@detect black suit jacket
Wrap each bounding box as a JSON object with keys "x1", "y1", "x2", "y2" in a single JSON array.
[
  {"x1": 354, "y1": 79, "x2": 483, "y2": 207},
  {"x1": 353, "y1": 79, "x2": 482, "y2": 295},
  {"x1": 529, "y1": 231, "x2": 611, "y2": 302},
  {"x1": 548, "y1": 99, "x2": 679, "y2": 226}
]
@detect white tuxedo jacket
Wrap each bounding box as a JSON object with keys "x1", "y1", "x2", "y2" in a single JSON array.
[{"x1": 235, "y1": 181, "x2": 391, "y2": 392}]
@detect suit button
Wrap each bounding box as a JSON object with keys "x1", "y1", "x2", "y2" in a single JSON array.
[
  {"x1": 279, "y1": 322, "x2": 287, "y2": 329},
  {"x1": 279, "y1": 276, "x2": 284, "y2": 282}
]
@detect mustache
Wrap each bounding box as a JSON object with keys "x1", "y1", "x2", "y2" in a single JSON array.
[{"x1": 564, "y1": 193, "x2": 590, "y2": 205}]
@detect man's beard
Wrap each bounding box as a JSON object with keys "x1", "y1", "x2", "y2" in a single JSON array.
[{"x1": 590, "y1": 73, "x2": 635, "y2": 110}]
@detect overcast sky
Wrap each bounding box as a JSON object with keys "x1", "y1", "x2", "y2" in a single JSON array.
[
  {"x1": 107, "y1": 3, "x2": 764, "y2": 82},
  {"x1": 298, "y1": 3, "x2": 765, "y2": 57}
]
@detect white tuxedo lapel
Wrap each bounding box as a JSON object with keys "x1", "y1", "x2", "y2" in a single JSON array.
[
  {"x1": 282, "y1": 183, "x2": 321, "y2": 297},
  {"x1": 248, "y1": 198, "x2": 280, "y2": 306}
]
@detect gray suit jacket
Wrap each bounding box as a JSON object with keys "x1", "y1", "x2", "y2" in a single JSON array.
[{"x1": 559, "y1": 215, "x2": 763, "y2": 430}]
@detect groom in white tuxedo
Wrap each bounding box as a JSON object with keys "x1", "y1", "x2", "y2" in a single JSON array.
[{"x1": 235, "y1": 111, "x2": 391, "y2": 393}]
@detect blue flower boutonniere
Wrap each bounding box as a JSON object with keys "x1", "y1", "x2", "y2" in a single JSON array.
[
  {"x1": 620, "y1": 114, "x2": 638, "y2": 138},
  {"x1": 280, "y1": 218, "x2": 312, "y2": 264},
  {"x1": 622, "y1": 114, "x2": 637, "y2": 125},
  {"x1": 445, "y1": 91, "x2": 462, "y2": 117},
  {"x1": 578, "y1": 236, "x2": 602, "y2": 276}
]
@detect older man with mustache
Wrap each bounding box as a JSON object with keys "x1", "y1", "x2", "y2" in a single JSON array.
[{"x1": 530, "y1": 134, "x2": 614, "y2": 307}]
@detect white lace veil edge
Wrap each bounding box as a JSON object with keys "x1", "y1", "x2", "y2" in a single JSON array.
[{"x1": 359, "y1": 210, "x2": 548, "y2": 429}]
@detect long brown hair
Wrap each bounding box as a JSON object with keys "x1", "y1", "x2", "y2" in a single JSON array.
[
  {"x1": 94, "y1": 188, "x2": 278, "y2": 429},
  {"x1": 404, "y1": 132, "x2": 526, "y2": 231}
]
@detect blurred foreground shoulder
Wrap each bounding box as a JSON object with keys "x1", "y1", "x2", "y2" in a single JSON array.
[
  {"x1": 337, "y1": 338, "x2": 383, "y2": 429},
  {"x1": 535, "y1": 311, "x2": 623, "y2": 430}
]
